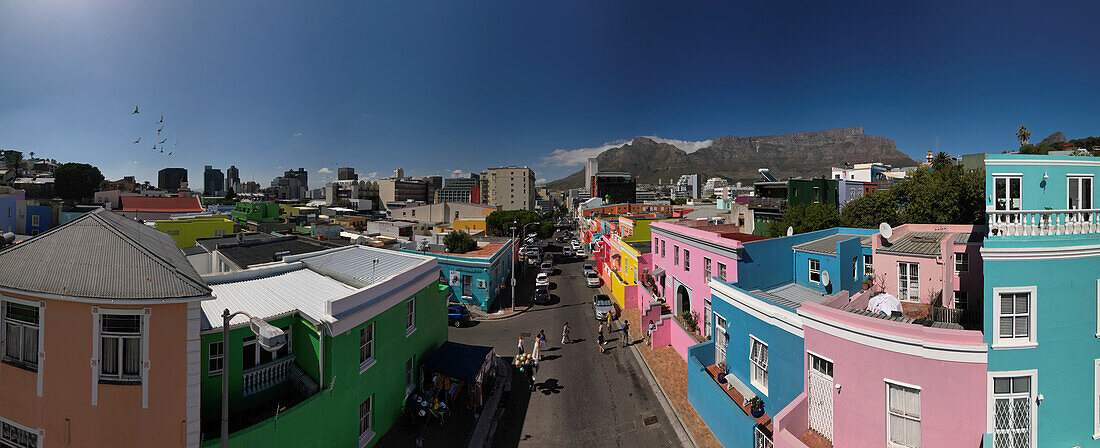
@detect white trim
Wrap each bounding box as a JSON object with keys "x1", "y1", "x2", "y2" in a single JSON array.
[
  {"x1": 185, "y1": 301, "x2": 202, "y2": 447},
  {"x1": 359, "y1": 322, "x2": 376, "y2": 374},
  {"x1": 884, "y1": 377, "x2": 923, "y2": 391},
  {"x1": 885, "y1": 380, "x2": 921, "y2": 448},
  {"x1": 0, "y1": 414, "x2": 45, "y2": 448},
  {"x1": 404, "y1": 298, "x2": 416, "y2": 338},
  {"x1": 91, "y1": 307, "x2": 152, "y2": 408},
  {"x1": 988, "y1": 158, "x2": 1100, "y2": 167},
  {"x1": 798, "y1": 309, "x2": 988, "y2": 363},
  {"x1": 1095, "y1": 358, "x2": 1100, "y2": 439},
  {"x1": 0, "y1": 285, "x2": 211, "y2": 305},
  {"x1": 897, "y1": 261, "x2": 919, "y2": 302},
  {"x1": 710, "y1": 280, "x2": 803, "y2": 337},
  {"x1": 986, "y1": 369, "x2": 1038, "y2": 447},
  {"x1": 805, "y1": 349, "x2": 834, "y2": 366},
  {"x1": 1, "y1": 296, "x2": 46, "y2": 397},
  {"x1": 991, "y1": 172, "x2": 1025, "y2": 177},
  {"x1": 808, "y1": 258, "x2": 821, "y2": 284},
  {"x1": 991, "y1": 286, "x2": 1037, "y2": 349},
  {"x1": 981, "y1": 243, "x2": 1100, "y2": 261},
  {"x1": 1067, "y1": 173, "x2": 1097, "y2": 177},
  {"x1": 748, "y1": 335, "x2": 769, "y2": 396},
  {"x1": 1097, "y1": 280, "x2": 1100, "y2": 340}
]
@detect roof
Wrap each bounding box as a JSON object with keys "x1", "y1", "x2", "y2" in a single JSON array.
[
  {"x1": 748, "y1": 283, "x2": 830, "y2": 310},
  {"x1": 434, "y1": 242, "x2": 506, "y2": 259},
  {"x1": 299, "y1": 245, "x2": 432, "y2": 286},
  {"x1": 216, "y1": 237, "x2": 340, "y2": 269},
  {"x1": 879, "y1": 231, "x2": 948, "y2": 256},
  {"x1": 953, "y1": 231, "x2": 983, "y2": 244},
  {"x1": 845, "y1": 308, "x2": 963, "y2": 330},
  {"x1": 0, "y1": 208, "x2": 210, "y2": 300},
  {"x1": 719, "y1": 232, "x2": 768, "y2": 243},
  {"x1": 421, "y1": 341, "x2": 495, "y2": 383},
  {"x1": 195, "y1": 232, "x2": 277, "y2": 252},
  {"x1": 626, "y1": 240, "x2": 651, "y2": 253},
  {"x1": 120, "y1": 196, "x2": 204, "y2": 213},
  {"x1": 792, "y1": 233, "x2": 867, "y2": 255},
  {"x1": 201, "y1": 267, "x2": 358, "y2": 330}
]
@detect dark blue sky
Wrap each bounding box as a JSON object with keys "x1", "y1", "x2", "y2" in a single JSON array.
[{"x1": 2, "y1": 1, "x2": 1098, "y2": 186}]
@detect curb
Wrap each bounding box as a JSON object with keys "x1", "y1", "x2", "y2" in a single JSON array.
[{"x1": 470, "y1": 305, "x2": 535, "y2": 322}]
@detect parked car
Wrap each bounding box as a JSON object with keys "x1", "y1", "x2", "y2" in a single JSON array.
[
  {"x1": 448, "y1": 304, "x2": 472, "y2": 327},
  {"x1": 585, "y1": 271, "x2": 600, "y2": 287},
  {"x1": 541, "y1": 260, "x2": 553, "y2": 274},
  {"x1": 592, "y1": 294, "x2": 614, "y2": 320},
  {"x1": 533, "y1": 285, "x2": 550, "y2": 305},
  {"x1": 536, "y1": 272, "x2": 550, "y2": 287},
  {"x1": 575, "y1": 248, "x2": 586, "y2": 258},
  {"x1": 582, "y1": 264, "x2": 595, "y2": 275}
]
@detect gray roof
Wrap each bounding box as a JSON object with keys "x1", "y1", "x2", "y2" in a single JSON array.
[
  {"x1": 217, "y1": 237, "x2": 344, "y2": 269},
  {"x1": 195, "y1": 232, "x2": 276, "y2": 252},
  {"x1": 879, "y1": 231, "x2": 947, "y2": 256},
  {"x1": 749, "y1": 283, "x2": 830, "y2": 310},
  {"x1": 792, "y1": 233, "x2": 866, "y2": 255},
  {"x1": 299, "y1": 245, "x2": 433, "y2": 287},
  {"x1": 626, "y1": 240, "x2": 652, "y2": 254},
  {"x1": 0, "y1": 208, "x2": 210, "y2": 300},
  {"x1": 845, "y1": 308, "x2": 963, "y2": 330},
  {"x1": 202, "y1": 267, "x2": 358, "y2": 330}
]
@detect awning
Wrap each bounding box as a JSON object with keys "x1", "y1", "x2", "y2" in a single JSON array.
[
  {"x1": 652, "y1": 267, "x2": 666, "y2": 277},
  {"x1": 421, "y1": 341, "x2": 495, "y2": 384}
]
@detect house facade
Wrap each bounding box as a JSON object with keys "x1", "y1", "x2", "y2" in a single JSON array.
[{"x1": 402, "y1": 239, "x2": 515, "y2": 311}]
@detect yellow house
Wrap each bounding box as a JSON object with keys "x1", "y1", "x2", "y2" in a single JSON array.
[
  {"x1": 153, "y1": 216, "x2": 234, "y2": 248},
  {"x1": 452, "y1": 218, "x2": 487, "y2": 234},
  {"x1": 279, "y1": 204, "x2": 301, "y2": 217}
]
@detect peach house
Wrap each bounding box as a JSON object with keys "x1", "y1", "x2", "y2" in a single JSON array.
[{"x1": 0, "y1": 209, "x2": 211, "y2": 448}]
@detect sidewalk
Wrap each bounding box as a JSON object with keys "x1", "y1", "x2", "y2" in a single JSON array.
[
  {"x1": 467, "y1": 303, "x2": 534, "y2": 321},
  {"x1": 622, "y1": 307, "x2": 723, "y2": 448}
]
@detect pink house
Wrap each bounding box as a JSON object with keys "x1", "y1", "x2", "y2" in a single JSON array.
[
  {"x1": 867, "y1": 224, "x2": 984, "y2": 320},
  {"x1": 773, "y1": 302, "x2": 987, "y2": 448}
]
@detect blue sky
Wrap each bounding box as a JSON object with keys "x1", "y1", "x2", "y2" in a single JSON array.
[{"x1": 2, "y1": 1, "x2": 1098, "y2": 187}]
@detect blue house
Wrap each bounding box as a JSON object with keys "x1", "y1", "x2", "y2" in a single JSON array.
[
  {"x1": 981, "y1": 154, "x2": 1100, "y2": 447},
  {"x1": 25, "y1": 205, "x2": 52, "y2": 235},
  {"x1": 688, "y1": 227, "x2": 876, "y2": 447},
  {"x1": 401, "y1": 238, "x2": 515, "y2": 311}
]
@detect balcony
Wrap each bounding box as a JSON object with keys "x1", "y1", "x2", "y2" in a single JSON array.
[
  {"x1": 243, "y1": 355, "x2": 296, "y2": 396},
  {"x1": 201, "y1": 356, "x2": 319, "y2": 442},
  {"x1": 987, "y1": 209, "x2": 1100, "y2": 237}
]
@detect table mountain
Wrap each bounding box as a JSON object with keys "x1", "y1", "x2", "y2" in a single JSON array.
[{"x1": 547, "y1": 127, "x2": 918, "y2": 190}]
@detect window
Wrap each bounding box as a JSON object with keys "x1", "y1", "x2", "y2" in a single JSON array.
[
  {"x1": 853, "y1": 257, "x2": 858, "y2": 280},
  {"x1": 359, "y1": 395, "x2": 374, "y2": 445},
  {"x1": 1069, "y1": 175, "x2": 1094, "y2": 212},
  {"x1": 749, "y1": 337, "x2": 768, "y2": 393},
  {"x1": 809, "y1": 352, "x2": 833, "y2": 377},
  {"x1": 996, "y1": 289, "x2": 1035, "y2": 347},
  {"x1": 406, "y1": 357, "x2": 415, "y2": 393},
  {"x1": 3, "y1": 301, "x2": 39, "y2": 370},
  {"x1": 214, "y1": 229, "x2": 226, "y2": 237},
  {"x1": 887, "y1": 381, "x2": 921, "y2": 448},
  {"x1": 898, "y1": 262, "x2": 919, "y2": 302},
  {"x1": 718, "y1": 262, "x2": 727, "y2": 282},
  {"x1": 703, "y1": 257, "x2": 712, "y2": 280},
  {"x1": 992, "y1": 375, "x2": 1032, "y2": 448},
  {"x1": 405, "y1": 299, "x2": 416, "y2": 336},
  {"x1": 683, "y1": 249, "x2": 690, "y2": 271},
  {"x1": 31, "y1": 215, "x2": 39, "y2": 227},
  {"x1": 100, "y1": 314, "x2": 142, "y2": 382},
  {"x1": 208, "y1": 341, "x2": 224, "y2": 376},
  {"x1": 674, "y1": 245, "x2": 679, "y2": 266},
  {"x1": 954, "y1": 291, "x2": 968, "y2": 310},
  {"x1": 753, "y1": 426, "x2": 773, "y2": 448},
  {"x1": 955, "y1": 252, "x2": 969, "y2": 275},
  {"x1": 864, "y1": 254, "x2": 873, "y2": 278},
  {"x1": 359, "y1": 323, "x2": 375, "y2": 371},
  {"x1": 993, "y1": 175, "x2": 1022, "y2": 212},
  {"x1": 808, "y1": 259, "x2": 821, "y2": 284}
]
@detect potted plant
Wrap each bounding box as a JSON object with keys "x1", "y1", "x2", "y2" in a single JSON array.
[
  {"x1": 861, "y1": 278, "x2": 873, "y2": 291},
  {"x1": 748, "y1": 396, "x2": 765, "y2": 418},
  {"x1": 716, "y1": 362, "x2": 728, "y2": 383}
]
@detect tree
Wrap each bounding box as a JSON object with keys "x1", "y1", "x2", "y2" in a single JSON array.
[
  {"x1": 671, "y1": 198, "x2": 687, "y2": 205},
  {"x1": 1016, "y1": 125, "x2": 1031, "y2": 146},
  {"x1": 4, "y1": 152, "x2": 23, "y2": 176},
  {"x1": 840, "y1": 189, "x2": 900, "y2": 228},
  {"x1": 768, "y1": 203, "x2": 842, "y2": 237},
  {"x1": 54, "y1": 163, "x2": 104, "y2": 202},
  {"x1": 225, "y1": 187, "x2": 237, "y2": 201},
  {"x1": 840, "y1": 164, "x2": 985, "y2": 229},
  {"x1": 485, "y1": 210, "x2": 542, "y2": 236},
  {"x1": 444, "y1": 230, "x2": 478, "y2": 254}
]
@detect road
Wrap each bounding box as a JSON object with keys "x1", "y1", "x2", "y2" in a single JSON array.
[{"x1": 448, "y1": 232, "x2": 686, "y2": 448}]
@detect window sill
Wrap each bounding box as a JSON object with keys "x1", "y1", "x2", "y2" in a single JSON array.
[
  {"x1": 991, "y1": 341, "x2": 1038, "y2": 350},
  {"x1": 750, "y1": 380, "x2": 769, "y2": 397},
  {"x1": 358, "y1": 430, "x2": 376, "y2": 448},
  {"x1": 1, "y1": 359, "x2": 39, "y2": 373},
  {"x1": 99, "y1": 378, "x2": 142, "y2": 386},
  {"x1": 359, "y1": 358, "x2": 377, "y2": 374},
  {"x1": 1093, "y1": 433, "x2": 1100, "y2": 440},
  {"x1": 405, "y1": 326, "x2": 417, "y2": 338}
]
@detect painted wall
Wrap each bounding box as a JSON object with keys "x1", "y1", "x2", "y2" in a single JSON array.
[
  {"x1": 687, "y1": 341, "x2": 759, "y2": 448},
  {"x1": 737, "y1": 228, "x2": 877, "y2": 292},
  {"x1": 651, "y1": 222, "x2": 743, "y2": 341},
  {"x1": 792, "y1": 236, "x2": 863, "y2": 296},
  {"x1": 870, "y1": 225, "x2": 984, "y2": 308},
  {"x1": 0, "y1": 195, "x2": 16, "y2": 233},
  {"x1": 156, "y1": 217, "x2": 234, "y2": 248},
  {"x1": 25, "y1": 205, "x2": 51, "y2": 234},
  {"x1": 787, "y1": 178, "x2": 839, "y2": 208},
  {"x1": 408, "y1": 241, "x2": 513, "y2": 310}
]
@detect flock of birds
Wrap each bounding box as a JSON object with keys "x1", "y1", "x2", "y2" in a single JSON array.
[{"x1": 131, "y1": 106, "x2": 173, "y2": 156}]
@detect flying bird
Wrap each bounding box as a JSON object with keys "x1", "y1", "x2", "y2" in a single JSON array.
[
  {"x1": 132, "y1": 106, "x2": 139, "y2": 114},
  {"x1": 158, "y1": 138, "x2": 167, "y2": 144},
  {"x1": 157, "y1": 126, "x2": 163, "y2": 135},
  {"x1": 133, "y1": 137, "x2": 141, "y2": 144},
  {"x1": 157, "y1": 115, "x2": 163, "y2": 124},
  {"x1": 159, "y1": 148, "x2": 163, "y2": 153},
  {"x1": 167, "y1": 152, "x2": 172, "y2": 156},
  {"x1": 151, "y1": 145, "x2": 157, "y2": 151}
]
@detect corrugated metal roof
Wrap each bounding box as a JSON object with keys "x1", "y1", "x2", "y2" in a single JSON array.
[
  {"x1": 0, "y1": 209, "x2": 210, "y2": 300},
  {"x1": 202, "y1": 268, "x2": 357, "y2": 330},
  {"x1": 749, "y1": 283, "x2": 830, "y2": 309},
  {"x1": 953, "y1": 231, "x2": 983, "y2": 244},
  {"x1": 300, "y1": 245, "x2": 432, "y2": 286},
  {"x1": 792, "y1": 233, "x2": 864, "y2": 255},
  {"x1": 879, "y1": 231, "x2": 947, "y2": 256}
]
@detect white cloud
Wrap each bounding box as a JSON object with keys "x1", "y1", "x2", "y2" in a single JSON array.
[
  {"x1": 317, "y1": 167, "x2": 333, "y2": 174},
  {"x1": 536, "y1": 178, "x2": 548, "y2": 184},
  {"x1": 293, "y1": 132, "x2": 302, "y2": 137},
  {"x1": 364, "y1": 171, "x2": 379, "y2": 180},
  {"x1": 451, "y1": 169, "x2": 463, "y2": 177},
  {"x1": 541, "y1": 136, "x2": 712, "y2": 167}
]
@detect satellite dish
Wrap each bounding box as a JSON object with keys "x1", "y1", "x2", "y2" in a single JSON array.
[
  {"x1": 821, "y1": 270, "x2": 831, "y2": 287},
  {"x1": 786, "y1": 226, "x2": 794, "y2": 237},
  {"x1": 879, "y1": 222, "x2": 893, "y2": 240}
]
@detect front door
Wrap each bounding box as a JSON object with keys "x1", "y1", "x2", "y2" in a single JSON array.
[
  {"x1": 807, "y1": 353, "x2": 835, "y2": 441},
  {"x1": 703, "y1": 299, "x2": 712, "y2": 339},
  {"x1": 1068, "y1": 176, "x2": 1093, "y2": 225},
  {"x1": 713, "y1": 314, "x2": 727, "y2": 366},
  {"x1": 462, "y1": 275, "x2": 473, "y2": 297},
  {"x1": 993, "y1": 176, "x2": 1023, "y2": 231}
]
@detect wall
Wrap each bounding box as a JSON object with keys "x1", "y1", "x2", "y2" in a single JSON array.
[
  {"x1": 651, "y1": 221, "x2": 743, "y2": 342},
  {"x1": 25, "y1": 204, "x2": 51, "y2": 234},
  {"x1": 414, "y1": 241, "x2": 513, "y2": 310},
  {"x1": 0, "y1": 195, "x2": 17, "y2": 233},
  {"x1": 155, "y1": 217, "x2": 234, "y2": 248},
  {"x1": 869, "y1": 224, "x2": 983, "y2": 308},
  {"x1": 737, "y1": 228, "x2": 877, "y2": 292},
  {"x1": 687, "y1": 342, "x2": 758, "y2": 448}
]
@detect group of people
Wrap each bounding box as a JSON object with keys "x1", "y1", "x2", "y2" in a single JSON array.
[{"x1": 517, "y1": 330, "x2": 551, "y2": 391}]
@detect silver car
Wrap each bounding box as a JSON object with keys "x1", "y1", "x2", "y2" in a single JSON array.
[
  {"x1": 585, "y1": 271, "x2": 600, "y2": 287},
  {"x1": 593, "y1": 294, "x2": 614, "y2": 320}
]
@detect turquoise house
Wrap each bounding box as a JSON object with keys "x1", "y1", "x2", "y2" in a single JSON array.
[
  {"x1": 981, "y1": 154, "x2": 1100, "y2": 447},
  {"x1": 400, "y1": 238, "x2": 515, "y2": 311}
]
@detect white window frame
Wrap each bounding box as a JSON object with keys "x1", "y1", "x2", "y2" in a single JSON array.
[
  {"x1": 683, "y1": 249, "x2": 690, "y2": 272},
  {"x1": 885, "y1": 379, "x2": 921, "y2": 448},
  {"x1": 359, "y1": 323, "x2": 376, "y2": 373},
  {"x1": 993, "y1": 174, "x2": 1023, "y2": 212},
  {"x1": 674, "y1": 245, "x2": 679, "y2": 266},
  {"x1": 955, "y1": 252, "x2": 969, "y2": 276},
  {"x1": 986, "y1": 370, "x2": 1037, "y2": 448},
  {"x1": 749, "y1": 335, "x2": 768, "y2": 396},
  {"x1": 1097, "y1": 279, "x2": 1100, "y2": 339},
  {"x1": 703, "y1": 257, "x2": 712, "y2": 280},
  {"x1": 91, "y1": 307, "x2": 150, "y2": 408},
  {"x1": 358, "y1": 395, "x2": 375, "y2": 447},
  {"x1": 808, "y1": 259, "x2": 821, "y2": 284},
  {"x1": 992, "y1": 286, "x2": 1037, "y2": 349},
  {"x1": 718, "y1": 262, "x2": 727, "y2": 282},
  {"x1": 30, "y1": 215, "x2": 39, "y2": 227},
  {"x1": 1068, "y1": 174, "x2": 1094, "y2": 211},
  {"x1": 406, "y1": 357, "x2": 416, "y2": 396},
  {"x1": 853, "y1": 256, "x2": 859, "y2": 280},
  {"x1": 807, "y1": 351, "x2": 833, "y2": 377},
  {"x1": 1095, "y1": 359, "x2": 1100, "y2": 439},
  {"x1": 208, "y1": 341, "x2": 224, "y2": 376},
  {"x1": 2, "y1": 299, "x2": 41, "y2": 372},
  {"x1": 99, "y1": 314, "x2": 144, "y2": 382},
  {"x1": 405, "y1": 298, "x2": 416, "y2": 337},
  {"x1": 864, "y1": 254, "x2": 873, "y2": 278},
  {"x1": 898, "y1": 262, "x2": 919, "y2": 302}
]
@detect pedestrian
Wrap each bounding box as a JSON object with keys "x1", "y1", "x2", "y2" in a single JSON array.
[
  {"x1": 517, "y1": 334, "x2": 526, "y2": 356},
  {"x1": 621, "y1": 319, "x2": 631, "y2": 347},
  {"x1": 561, "y1": 322, "x2": 571, "y2": 344},
  {"x1": 532, "y1": 334, "x2": 542, "y2": 363},
  {"x1": 647, "y1": 320, "x2": 655, "y2": 346},
  {"x1": 529, "y1": 360, "x2": 539, "y2": 391},
  {"x1": 538, "y1": 329, "x2": 548, "y2": 351},
  {"x1": 597, "y1": 325, "x2": 605, "y2": 353}
]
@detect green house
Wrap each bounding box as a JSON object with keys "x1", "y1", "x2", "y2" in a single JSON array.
[
  {"x1": 197, "y1": 245, "x2": 447, "y2": 447},
  {"x1": 786, "y1": 178, "x2": 839, "y2": 208},
  {"x1": 230, "y1": 202, "x2": 282, "y2": 227}
]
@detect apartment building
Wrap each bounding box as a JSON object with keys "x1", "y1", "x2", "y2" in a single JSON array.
[{"x1": 479, "y1": 166, "x2": 535, "y2": 211}]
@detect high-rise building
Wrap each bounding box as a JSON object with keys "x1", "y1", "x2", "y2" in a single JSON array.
[
  {"x1": 584, "y1": 158, "x2": 599, "y2": 193},
  {"x1": 284, "y1": 168, "x2": 308, "y2": 191},
  {"x1": 377, "y1": 178, "x2": 429, "y2": 204},
  {"x1": 203, "y1": 165, "x2": 225, "y2": 196},
  {"x1": 338, "y1": 167, "x2": 357, "y2": 181},
  {"x1": 158, "y1": 167, "x2": 188, "y2": 193},
  {"x1": 393, "y1": 168, "x2": 405, "y2": 179},
  {"x1": 591, "y1": 172, "x2": 636, "y2": 204},
  {"x1": 674, "y1": 174, "x2": 701, "y2": 199},
  {"x1": 225, "y1": 165, "x2": 241, "y2": 193},
  {"x1": 480, "y1": 166, "x2": 536, "y2": 211}
]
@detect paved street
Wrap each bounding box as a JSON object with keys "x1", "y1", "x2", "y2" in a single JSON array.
[{"x1": 448, "y1": 233, "x2": 687, "y2": 448}]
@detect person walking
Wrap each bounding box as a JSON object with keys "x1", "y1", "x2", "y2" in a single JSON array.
[
  {"x1": 532, "y1": 334, "x2": 542, "y2": 363},
  {"x1": 621, "y1": 319, "x2": 631, "y2": 347},
  {"x1": 597, "y1": 325, "x2": 605, "y2": 353},
  {"x1": 517, "y1": 334, "x2": 526, "y2": 356},
  {"x1": 538, "y1": 329, "x2": 548, "y2": 351},
  {"x1": 561, "y1": 322, "x2": 571, "y2": 344},
  {"x1": 646, "y1": 320, "x2": 655, "y2": 346}
]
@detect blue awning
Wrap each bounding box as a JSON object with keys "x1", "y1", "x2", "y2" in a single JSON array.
[{"x1": 421, "y1": 341, "x2": 495, "y2": 383}]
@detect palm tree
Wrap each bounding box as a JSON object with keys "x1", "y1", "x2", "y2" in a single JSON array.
[
  {"x1": 28, "y1": 151, "x2": 34, "y2": 159},
  {"x1": 1016, "y1": 126, "x2": 1031, "y2": 147},
  {"x1": 5, "y1": 153, "x2": 23, "y2": 176}
]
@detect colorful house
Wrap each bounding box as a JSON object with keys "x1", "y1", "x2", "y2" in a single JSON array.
[
  {"x1": 0, "y1": 208, "x2": 212, "y2": 447},
  {"x1": 0, "y1": 187, "x2": 24, "y2": 234},
  {"x1": 155, "y1": 216, "x2": 236, "y2": 248},
  {"x1": 118, "y1": 196, "x2": 205, "y2": 221},
  {"x1": 198, "y1": 245, "x2": 447, "y2": 447},
  {"x1": 401, "y1": 238, "x2": 515, "y2": 311},
  {"x1": 24, "y1": 205, "x2": 51, "y2": 235},
  {"x1": 980, "y1": 154, "x2": 1100, "y2": 447},
  {"x1": 230, "y1": 202, "x2": 281, "y2": 227}
]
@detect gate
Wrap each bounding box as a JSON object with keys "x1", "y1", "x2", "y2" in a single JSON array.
[{"x1": 807, "y1": 369, "x2": 834, "y2": 441}]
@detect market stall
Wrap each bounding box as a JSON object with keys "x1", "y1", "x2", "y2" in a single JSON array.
[{"x1": 420, "y1": 341, "x2": 496, "y2": 410}]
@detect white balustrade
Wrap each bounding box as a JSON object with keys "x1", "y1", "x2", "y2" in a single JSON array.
[
  {"x1": 987, "y1": 209, "x2": 1100, "y2": 237},
  {"x1": 242, "y1": 355, "x2": 295, "y2": 396}
]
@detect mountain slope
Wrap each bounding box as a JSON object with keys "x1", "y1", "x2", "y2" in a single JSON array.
[{"x1": 548, "y1": 127, "x2": 918, "y2": 190}]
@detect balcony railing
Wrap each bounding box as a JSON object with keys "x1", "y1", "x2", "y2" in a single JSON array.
[
  {"x1": 242, "y1": 355, "x2": 295, "y2": 396},
  {"x1": 987, "y1": 209, "x2": 1100, "y2": 237}
]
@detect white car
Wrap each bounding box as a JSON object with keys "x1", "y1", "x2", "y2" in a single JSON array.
[
  {"x1": 585, "y1": 271, "x2": 600, "y2": 287},
  {"x1": 575, "y1": 249, "x2": 586, "y2": 258},
  {"x1": 582, "y1": 263, "x2": 595, "y2": 274},
  {"x1": 536, "y1": 273, "x2": 550, "y2": 287}
]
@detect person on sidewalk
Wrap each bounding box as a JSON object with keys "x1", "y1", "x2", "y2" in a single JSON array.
[
  {"x1": 517, "y1": 334, "x2": 526, "y2": 356},
  {"x1": 646, "y1": 320, "x2": 655, "y2": 346},
  {"x1": 561, "y1": 322, "x2": 571, "y2": 344},
  {"x1": 538, "y1": 329, "x2": 548, "y2": 351},
  {"x1": 597, "y1": 325, "x2": 605, "y2": 353},
  {"x1": 532, "y1": 334, "x2": 542, "y2": 363},
  {"x1": 621, "y1": 319, "x2": 631, "y2": 347}
]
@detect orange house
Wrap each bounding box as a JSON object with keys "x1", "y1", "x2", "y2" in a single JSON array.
[{"x1": 0, "y1": 209, "x2": 211, "y2": 448}]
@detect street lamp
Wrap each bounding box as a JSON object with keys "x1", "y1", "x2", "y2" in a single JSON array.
[{"x1": 221, "y1": 309, "x2": 287, "y2": 448}]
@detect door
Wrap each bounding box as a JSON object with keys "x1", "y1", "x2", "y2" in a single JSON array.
[
  {"x1": 898, "y1": 262, "x2": 919, "y2": 302},
  {"x1": 993, "y1": 176, "x2": 1022, "y2": 229},
  {"x1": 1068, "y1": 176, "x2": 1093, "y2": 225},
  {"x1": 713, "y1": 314, "x2": 727, "y2": 366},
  {"x1": 704, "y1": 299, "x2": 712, "y2": 339},
  {"x1": 462, "y1": 275, "x2": 473, "y2": 297},
  {"x1": 807, "y1": 354, "x2": 834, "y2": 441}
]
